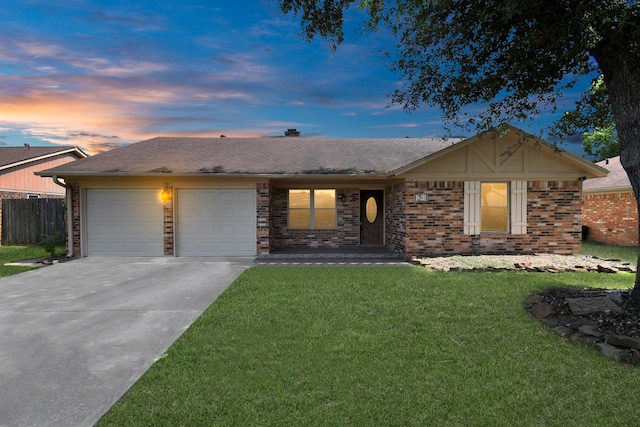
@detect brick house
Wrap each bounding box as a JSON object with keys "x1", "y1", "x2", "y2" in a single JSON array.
[
  {"x1": 37, "y1": 125, "x2": 606, "y2": 258},
  {"x1": 582, "y1": 156, "x2": 638, "y2": 246}
]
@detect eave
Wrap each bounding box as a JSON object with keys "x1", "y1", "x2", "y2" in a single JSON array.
[{"x1": 2, "y1": 147, "x2": 88, "y2": 172}]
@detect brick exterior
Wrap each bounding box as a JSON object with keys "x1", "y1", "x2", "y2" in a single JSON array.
[
  {"x1": 582, "y1": 191, "x2": 638, "y2": 246},
  {"x1": 385, "y1": 182, "x2": 406, "y2": 255},
  {"x1": 163, "y1": 185, "x2": 174, "y2": 256},
  {"x1": 271, "y1": 187, "x2": 360, "y2": 248},
  {"x1": 71, "y1": 184, "x2": 81, "y2": 257},
  {"x1": 391, "y1": 180, "x2": 582, "y2": 258},
  {"x1": 256, "y1": 183, "x2": 270, "y2": 254},
  {"x1": 66, "y1": 180, "x2": 584, "y2": 258}
]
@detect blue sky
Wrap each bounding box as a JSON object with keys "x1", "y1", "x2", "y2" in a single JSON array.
[{"x1": 0, "y1": 1, "x2": 589, "y2": 155}]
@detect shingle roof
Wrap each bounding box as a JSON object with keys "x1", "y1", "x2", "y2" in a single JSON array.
[
  {"x1": 39, "y1": 137, "x2": 462, "y2": 176},
  {"x1": 0, "y1": 146, "x2": 85, "y2": 169},
  {"x1": 583, "y1": 156, "x2": 631, "y2": 191}
]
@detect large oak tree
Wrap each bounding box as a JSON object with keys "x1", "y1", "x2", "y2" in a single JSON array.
[{"x1": 279, "y1": 0, "x2": 640, "y2": 297}]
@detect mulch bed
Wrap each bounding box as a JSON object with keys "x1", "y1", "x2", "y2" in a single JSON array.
[{"x1": 527, "y1": 287, "x2": 640, "y2": 364}]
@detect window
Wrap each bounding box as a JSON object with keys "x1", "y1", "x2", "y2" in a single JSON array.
[
  {"x1": 289, "y1": 189, "x2": 336, "y2": 229},
  {"x1": 464, "y1": 181, "x2": 527, "y2": 235},
  {"x1": 481, "y1": 183, "x2": 508, "y2": 232},
  {"x1": 27, "y1": 194, "x2": 41, "y2": 199}
]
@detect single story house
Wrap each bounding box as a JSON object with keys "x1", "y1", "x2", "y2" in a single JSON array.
[
  {"x1": 37, "y1": 125, "x2": 607, "y2": 258},
  {"x1": 582, "y1": 156, "x2": 638, "y2": 246}
]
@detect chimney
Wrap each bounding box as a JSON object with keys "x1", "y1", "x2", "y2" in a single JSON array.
[{"x1": 285, "y1": 128, "x2": 300, "y2": 137}]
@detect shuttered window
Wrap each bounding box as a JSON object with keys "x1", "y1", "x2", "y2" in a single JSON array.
[{"x1": 463, "y1": 181, "x2": 527, "y2": 235}]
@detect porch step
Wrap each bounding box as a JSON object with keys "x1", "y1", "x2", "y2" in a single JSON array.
[{"x1": 260, "y1": 247, "x2": 405, "y2": 260}]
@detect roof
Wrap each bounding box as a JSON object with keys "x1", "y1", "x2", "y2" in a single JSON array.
[
  {"x1": 583, "y1": 156, "x2": 631, "y2": 192},
  {"x1": 37, "y1": 137, "x2": 463, "y2": 177},
  {"x1": 0, "y1": 146, "x2": 88, "y2": 171}
]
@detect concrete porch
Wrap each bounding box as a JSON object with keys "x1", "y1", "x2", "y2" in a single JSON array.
[{"x1": 252, "y1": 246, "x2": 409, "y2": 266}]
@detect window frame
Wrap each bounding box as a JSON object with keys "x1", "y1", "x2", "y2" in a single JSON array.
[
  {"x1": 288, "y1": 188, "x2": 337, "y2": 230},
  {"x1": 464, "y1": 180, "x2": 527, "y2": 236},
  {"x1": 480, "y1": 182, "x2": 509, "y2": 233}
]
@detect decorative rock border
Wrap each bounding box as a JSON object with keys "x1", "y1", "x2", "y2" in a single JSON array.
[
  {"x1": 526, "y1": 292, "x2": 640, "y2": 364},
  {"x1": 411, "y1": 256, "x2": 636, "y2": 273}
]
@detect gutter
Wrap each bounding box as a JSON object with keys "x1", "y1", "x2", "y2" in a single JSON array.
[{"x1": 52, "y1": 176, "x2": 73, "y2": 258}]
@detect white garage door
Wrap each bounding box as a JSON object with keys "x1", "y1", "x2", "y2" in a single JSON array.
[
  {"x1": 86, "y1": 189, "x2": 164, "y2": 256},
  {"x1": 177, "y1": 189, "x2": 256, "y2": 256}
]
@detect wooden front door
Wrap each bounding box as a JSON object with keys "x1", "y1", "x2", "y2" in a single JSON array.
[{"x1": 360, "y1": 190, "x2": 384, "y2": 245}]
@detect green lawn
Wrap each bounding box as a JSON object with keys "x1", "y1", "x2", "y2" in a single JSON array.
[
  {"x1": 98, "y1": 267, "x2": 640, "y2": 426},
  {"x1": 582, "y1": 240, "x2": 638, "y2": 265},
  {"x1": 0, "y1": 245, "x2": 63, "y2": 277}
]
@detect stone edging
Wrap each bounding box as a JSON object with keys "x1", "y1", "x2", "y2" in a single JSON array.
[
  {"x1": 410, "y1": 256, "x2": 636, "y2": 273},
  {"x1": 526, "y1": 293, "x2": 640, "y2": 364}
]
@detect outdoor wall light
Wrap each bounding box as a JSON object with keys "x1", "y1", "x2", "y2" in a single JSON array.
[
  {"x1": 339, "y1": 193, "x2": 347, "y2": 203},
  {"x1": 160, "y1": 185, "x2": 172, "y2": 203}
]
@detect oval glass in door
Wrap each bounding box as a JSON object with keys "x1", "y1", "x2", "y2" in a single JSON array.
[{"x1": 365, "y1": 196, "x2": 378, "y2": 223}]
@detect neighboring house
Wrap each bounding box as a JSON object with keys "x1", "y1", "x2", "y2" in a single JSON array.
[
  {"x1": 0, "y1": 146, "x2": 87, "y2": 199},
  {"x1": 37, "y1": 125, "x2": 607, "y2": 259},
  {"x1": 582, "y1": 156, "x2": 638, "y2": 246},
  {"x1": 0, "y1": 146, "x2": 88, "y2": 242}
]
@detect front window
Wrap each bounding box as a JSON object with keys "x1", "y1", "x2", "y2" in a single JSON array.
[
  {"x1": 289, "y1": 189, "x2": 336, "y2": 229},
  {"x1": 481, "y1": 183, "x2": 508, "y2": 232}
]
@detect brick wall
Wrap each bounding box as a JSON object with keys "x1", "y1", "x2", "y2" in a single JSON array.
[
  {"x1": 163, "y1": 185, "x2": 174, "y2": 256},
  {"x1": 256, "y1": 183, "x2": 270, "y2": 254},
  {"x1": 385, "y1": 182, "x2": 406, "y2": 254},
  {"x1": 271, "y1": 187, "x2": 359, "y2": 248},
  {"x1": 70, "y1": 184, "x2": 81, "y2": 257},
  {"x1": 582, "y1": 191, "x2": 638, "y2": 246},
  {"x1": 401, "y1": 180, "x2": 582, "y2": 258}
]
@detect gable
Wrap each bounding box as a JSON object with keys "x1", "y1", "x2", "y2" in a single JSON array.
[{"x1": 396, "y1": 127, "x2": 607, "y2": 181}]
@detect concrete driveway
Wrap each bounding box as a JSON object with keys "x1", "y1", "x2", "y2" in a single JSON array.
[{"x1": 0, "y1": 256, "x2": 252, "y2": 427}]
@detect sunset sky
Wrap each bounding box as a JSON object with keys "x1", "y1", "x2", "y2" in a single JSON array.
[{"x1": 0, "y1": 1, "x2": 591, "y2": 155}]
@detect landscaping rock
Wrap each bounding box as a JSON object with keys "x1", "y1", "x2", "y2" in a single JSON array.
[
  {"x1": 605, "y1": 334, "x2": 640, "y2": 350},
  {"x1": 608, "y1": 290, "x2": 624, "y2": 306},
  {"x1": 527, "y1": 287, "x2": 640, "y2": 365},
  {"x1": 525, "y1": 295, "x2": 542, "y2": 305},
  {"x1": 597, "y1": 265, "x2": 619, "y2": 273},
  {"x1": 578, "y1": 325, "x2": 604, "y2": 338},
  {"x1": 531, "y1": 302, "x2": 555, "y2": 319},
  {"x1": 553, "y1": 325, "x2": 572, "y2": 337},
  {"x1": 566, "y1": 297, "x2": 624, "y2": 316},
  {"x1": 597, "y1": 343, "x2": 627, "y2": 361}
]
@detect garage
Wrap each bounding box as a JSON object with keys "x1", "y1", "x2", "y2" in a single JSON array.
[
  {"x1": 85, "y1": 189, "x2": 164, "y2": 256},
  {"x1": 177, "y1": 189, "x2": 256, "y2": 256}
]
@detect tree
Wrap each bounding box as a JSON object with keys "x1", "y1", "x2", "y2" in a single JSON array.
[
  {"x1": 551, "y1": 75, "x2": 620, "y2": 161},
  {"x1": 279, "y1": 0, "x2": 640, "y2": 298},
  {"x1": 583, "y1": 124, "x2": 620, "y2": 161}
]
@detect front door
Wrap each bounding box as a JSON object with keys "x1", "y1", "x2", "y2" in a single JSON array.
[{"x1": 360, "y1": 190, "x2": 384, "y2": 245}]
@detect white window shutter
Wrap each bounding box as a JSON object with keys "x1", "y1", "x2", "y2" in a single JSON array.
[
  {"x1": 510, "y1": 181, "x2": 527, "y2": 234},
  {"x1": 464, "y1": 181, "x2": 481, "y2": 235}
]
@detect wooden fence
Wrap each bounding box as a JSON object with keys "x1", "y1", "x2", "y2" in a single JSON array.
[{"x1": 1, "y1": 198, "x2": 66, "y2": 245}]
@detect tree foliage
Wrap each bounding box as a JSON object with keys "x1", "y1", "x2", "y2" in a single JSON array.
[
  {"x1": 280, "y1": 0, "x2": 640, "y2": 298},
  {"x1": 583, "y1": 123, "x2": 620, "y2": 161},
  {"x1": 281, "y1": 0, "x2": 639, "y2": 131},
  {"x1": 552, "y1": 75, "x2": 620, "y2": 161}
]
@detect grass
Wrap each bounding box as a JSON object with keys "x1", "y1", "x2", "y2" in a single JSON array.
[
  {"x1": 0, "y1": 245, "x2": 65, "y2": 277},
  {"x1": 581, "y1": 240, "x2": 638, "y2": 266},
  {"x1": 98, "y1": 267, "x2": 640, "y2": 426}
]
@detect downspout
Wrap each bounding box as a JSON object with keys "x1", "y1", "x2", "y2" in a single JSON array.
[{"x1": 52, "y1": 176, "x2": 72, "y2": 257}]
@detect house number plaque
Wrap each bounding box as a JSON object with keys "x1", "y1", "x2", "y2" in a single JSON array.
[{"x1": 414, "y1": 193, "x2": 428, "y2": 202}]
